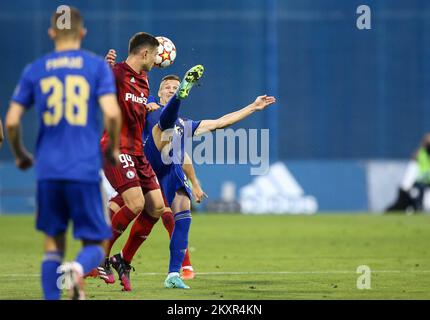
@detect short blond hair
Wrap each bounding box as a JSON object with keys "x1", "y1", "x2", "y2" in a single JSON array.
[{"x1": 159, "y1": 74, "x2": 180, "y2": 90}]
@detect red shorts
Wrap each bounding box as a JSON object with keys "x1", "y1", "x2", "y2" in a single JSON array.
[{"x1": 103, "y1": 153, "x2": 160, "y2": 195}]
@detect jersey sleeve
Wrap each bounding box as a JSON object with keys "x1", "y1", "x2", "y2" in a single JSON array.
[
  {"x1": 11, "y1": 64, "x2": 34, "y2": 109},
  {"x1": 146, "y1": 107, "x2": 162, "y2": 130},
  {"x1": 191, "y1": 120, "x2": 201, "y2": 136},
  {"x1": 95, "y1": 60, "x2": 117, "y2": 98},
  {"x1": 147, "y1": 95, "x2": 157, "y2": 104},
  {"x1": 181, "y1": 118, "x2": 201, "y2": 137}
]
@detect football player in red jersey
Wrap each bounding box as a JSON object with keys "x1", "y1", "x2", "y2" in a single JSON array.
[
  {"x1": 99, "y1": 32, "x2": 165, "y2": 291},
  {"x1": 100, "y1": 75, "x2": 202, "y2": 281}
]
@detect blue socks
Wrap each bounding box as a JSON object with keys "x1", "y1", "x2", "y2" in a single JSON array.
[
  {"x1": 76, "y1": 245, "x2": 105, "y2": 275},
  {"x1": 169, "y1": 210, "x2": 192, "y2": 273},
  {"x1": 41, "y1": 251, "x2": 64, "y2": 300},
  {"x1": 159, "y1": 95, "x2": 181, "y2": 130}
]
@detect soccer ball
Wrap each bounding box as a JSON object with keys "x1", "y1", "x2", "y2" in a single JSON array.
[{"x1": 154, "y1": 36, "x2": 177, "y2": 68}]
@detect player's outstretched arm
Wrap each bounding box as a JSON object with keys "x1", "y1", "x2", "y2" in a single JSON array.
[
  {"x1": 183, "y1": 152, "x2": 208, "y2": 203},
  {"x1": 5, "y1": 102, "x2": 33, "y2": 170},
  {"x1": 194, "y1": 95, "x2": 276, "y2": 136},
  {"x1": 0, "y1": 118, "x2": 4, "y2": 149},
  {"x1": 99, "y1": 93, "x2": 122, "y2": 165}
]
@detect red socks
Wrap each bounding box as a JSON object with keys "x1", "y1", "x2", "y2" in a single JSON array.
[
  {"x1": 108, "y1": 206, "x2": 193, "y2": 268},
  {"x1": 122, "y1": 211, "x2": 159, "y2": 263},
  {"x1": 182, "y1": 248, "x2": 192, "y2": 268},
  {"x1": 106, "y1": 205, "x2": 136, "y2": 256},
  {"x1": 161, "y1": 210, "x2": 175, "y2": 237}
]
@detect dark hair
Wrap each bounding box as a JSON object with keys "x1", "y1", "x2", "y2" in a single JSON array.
[
  {"x1": 128, "y1": 32, "x2": 159, "y2": 54},
  {"x1": 51, "y1": 6, "x2": 83, "y2": 39},
  {"x1": 161, "y1": 74, "x2": 180, "y2": 83}
]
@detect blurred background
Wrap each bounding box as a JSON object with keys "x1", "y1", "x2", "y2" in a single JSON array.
[{"x1": 0, "y1": 0, "x2": 429, "y2": 214}]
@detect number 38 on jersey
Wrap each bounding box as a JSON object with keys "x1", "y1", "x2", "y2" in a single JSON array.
[{"x1": 40, "y1": 75, "x2": 89, "y2": 126}]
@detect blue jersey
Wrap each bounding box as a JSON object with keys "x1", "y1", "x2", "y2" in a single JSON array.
[
  {"x1": 142, "y1": 99, "x2": 162, "y2": 146},
  {"x1": 143, "y1": 101, "x2": 201, "y2": 205},
  {"x1": 11, "y1": 49, "x2": 116, "y2": 182}
]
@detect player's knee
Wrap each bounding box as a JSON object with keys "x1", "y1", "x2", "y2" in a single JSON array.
[
  {"x1": 155, "y1": 203, "x2": 165, "y2": 216},
  {"x1": 128, "y1": 202, "x2": 144, "y2": 215},
  {"x1": 152, "y1": 205, "x2": 165, "y2": 218},
  {"x1": 123, "y1": 197, "x2": 144, "y2": 215},
  {"x1": 147, "y1": 202, "x2": 165, "y2": 218},
  {"x1": 122, "y1": 194, "x2": 145, "y2": 214}
]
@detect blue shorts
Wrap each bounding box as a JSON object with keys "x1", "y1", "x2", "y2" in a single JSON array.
[
  {"x1": 158, "y1": 164, "x2": 192, "y2": 206},
  {"x1": 36, "y1": 180, "x2": 112, "y2": 241}
]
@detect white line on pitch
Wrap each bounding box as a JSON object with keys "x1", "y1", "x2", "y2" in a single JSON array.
[{"x1": 1, "y1": 270, "x2": 430, "y2": 278}]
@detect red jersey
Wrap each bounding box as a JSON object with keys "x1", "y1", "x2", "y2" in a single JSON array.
[{"x1": 101, "y1": 62, "x2": 149, "y2": 156}]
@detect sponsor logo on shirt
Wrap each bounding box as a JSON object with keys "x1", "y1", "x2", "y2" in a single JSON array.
[{"x1": 124, "y1": 92, "x2": 147, "y2": 104}]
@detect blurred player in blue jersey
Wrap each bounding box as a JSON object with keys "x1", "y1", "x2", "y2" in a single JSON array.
[{"x1": 5, "y1": 7, "x2": 122, "y2": 300}]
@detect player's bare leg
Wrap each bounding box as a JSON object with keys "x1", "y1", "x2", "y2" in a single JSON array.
[
  {"x1": 122, "y1": 187, "x2": 146, "y2": 214},
  {"x1": 108, "y1": 186, "x2": 145, "y2": 250},
  {"x1": 144, "y1": 188, "x2": 165, "y2": 218},
  {"x1": 44, "y1": 234, "x2": 66, "y2": 252},
  {"x1": 109, "y1": 201, "x2": 121, "y2": 218}
]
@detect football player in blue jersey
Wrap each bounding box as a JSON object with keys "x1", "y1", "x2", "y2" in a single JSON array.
[
  {"x1": 5, "y1": 7, "x2": 122, "y2": 300},
  {"x1": 146, "y1": 67, "x2": 275, "y2": 289}
]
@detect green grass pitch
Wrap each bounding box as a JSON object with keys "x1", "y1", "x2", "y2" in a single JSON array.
[{"x1": 0, "y1": 213, "x2": 429, "y2": 300}]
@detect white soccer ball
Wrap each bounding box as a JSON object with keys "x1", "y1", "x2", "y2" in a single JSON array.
[{"x1": 154, "y1": 36, "x2": 177, "y2": 68}]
